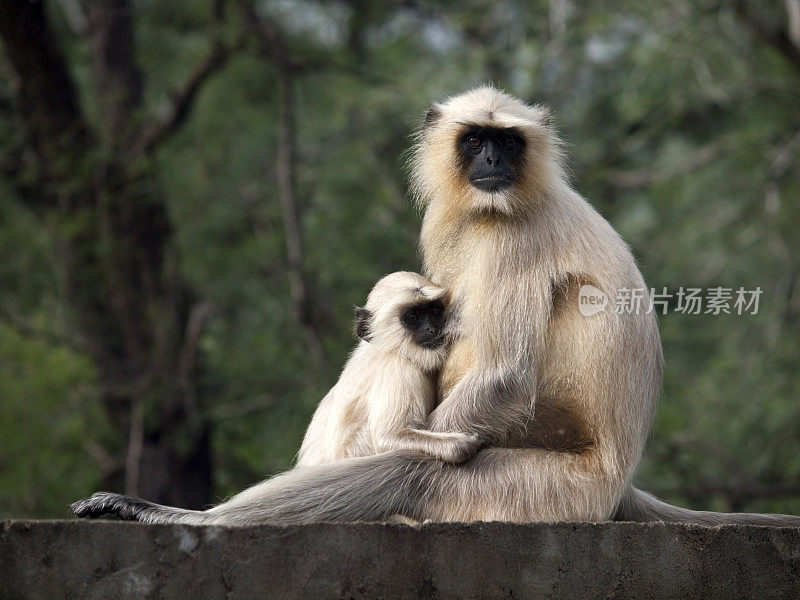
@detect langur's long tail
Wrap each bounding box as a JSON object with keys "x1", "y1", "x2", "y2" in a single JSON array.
[
  {"x1": 203, "y1": 450, "x2": 441, "y2": 525},
  {"x1": 614, "y1": 485, "x2": 800, "y2": 526},
  {"x1": 70, "y1": 491, "x2": 209, "y2": 524},
  {"x1": 71, "y1": 450, "x2": 443, "y2": 526},
  {"x1": 72, "y1": 457, "x2": 800, "y2": 527}
]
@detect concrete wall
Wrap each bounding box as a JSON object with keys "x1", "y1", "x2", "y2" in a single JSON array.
[{"x1": 1, "y1": 520, "x2": 799, "y2": 599}]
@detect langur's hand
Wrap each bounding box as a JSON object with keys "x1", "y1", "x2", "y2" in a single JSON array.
[{"x1": 430, "y1": 432, "x2": 482, "y2": 464}]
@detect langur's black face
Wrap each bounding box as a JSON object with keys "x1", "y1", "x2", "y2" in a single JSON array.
[
  {"x1": 400, "y1": 299, "x2": 446, "y2": 349},
  {"x1": 458, "y1": 126, "x2": 526, "y2": 193}
]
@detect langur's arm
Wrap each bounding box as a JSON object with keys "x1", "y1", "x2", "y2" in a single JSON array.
[
  {"x1": 367, "y1": 368, "x2": 480, "y2": 464},
  {"x1": 376, "y1": 426, "x2": 480, "y2": 464},
  {"x1": 425, "y1": 363, "x2": 534, "y2": 445},
  {"x1": 426, "y1": 284, "x2": 550, "y2": 444}
]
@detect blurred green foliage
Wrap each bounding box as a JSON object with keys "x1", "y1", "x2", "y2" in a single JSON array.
[{"x1": 1, "y1": 0, "x2": 798, "y2": 517}]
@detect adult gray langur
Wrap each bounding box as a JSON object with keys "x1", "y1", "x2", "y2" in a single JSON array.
[{"x1": 72, "y1": 87, "x2": 800, "y2": 526}]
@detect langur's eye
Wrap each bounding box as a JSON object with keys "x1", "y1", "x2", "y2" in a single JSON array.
[
  {"x1": 403, "y1": 309, "x2": 420, "y2": 325},
  {"x1": 502, "y1": 134, "x2": 516, "y2": 149},
  {"x1": 466, "y1": 136, "x2": 482, "y2": 148}
]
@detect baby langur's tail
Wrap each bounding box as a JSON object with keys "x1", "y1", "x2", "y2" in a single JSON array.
[
  {"x1": 615, "y1": 486, "x2": 800, "y2": 526},
  {"x1": 71, "y1": 450, "x2": 442, "y2": 526}
]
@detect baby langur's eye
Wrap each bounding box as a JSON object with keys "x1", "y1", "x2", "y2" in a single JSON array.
[
  {"x1": 502, "y1": 133, "x2": 516, "y2": 149},
  {"x1": 467, "y1": 135, "x2": 482, "y2": 148}
]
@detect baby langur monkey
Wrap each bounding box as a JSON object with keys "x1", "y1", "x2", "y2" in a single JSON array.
[
  {"x1": 296, "y1": 271, "x2": 480, "y2": 466},
  {"x1": 71, "y1": 271, "x2": 479, "y2": 524}
]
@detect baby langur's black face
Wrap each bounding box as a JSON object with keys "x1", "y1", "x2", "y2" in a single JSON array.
[
  {"x1": 458, "y1": 126, "x2": 525, "y2": 193},
  {"x1": 400, "y1": 299, "x2": 446, "y2": 349}
]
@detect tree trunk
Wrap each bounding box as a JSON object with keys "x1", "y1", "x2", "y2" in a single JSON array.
[{"x1": 0, "y1": 0, "x2": 213, "y2": 507}]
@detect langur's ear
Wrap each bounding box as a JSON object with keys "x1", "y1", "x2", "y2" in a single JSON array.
[
  {"x1": 538, "y1": 106, "x2": 553, "y2": 128},
  {"x1": 353, "y1": 306, "x2": 373, "y2": 341},
  {"x1": 423, "y1": 104, "x2": 442, "y2": 129},
  {"x1": 438, "y1": 289, "x2": 452, "y2": 307}
]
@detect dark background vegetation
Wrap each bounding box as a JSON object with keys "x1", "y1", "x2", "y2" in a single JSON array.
[{"x1": 0, "y1": 0, "x2": 798, "y2": 518}]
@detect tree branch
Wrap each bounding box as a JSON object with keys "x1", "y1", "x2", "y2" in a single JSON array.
[
  {"x1": 0, "y1": 0, "x2": 91, "y2": 173},
  {"x1": 82, "y1": 0, "x2": 144, "y2": 141},
  {"x1": 292, "y1": 56, "x2": 391, "y2": 85},
  {"x1": 0, "y1": 296, "x2": 88, "y2": 354},
  {"x1": 178, "y1": 300, "x2": 216, "y2": 383},
  {"x1": 274, "y1": 57, "x2": 328, "y2": 372},
  {"x1": 607, "y1": 140, "x2": 729, "y2": 189},
  {"x1": 83, "y1": 440, "x2": 122, "y2": 479},
  {"x1": 770, "y1": 127, "x2": 800, "y2": 179},
  {"x1": 238, "y1": 0, "x2": 329, "y2": 372},
  {"x1": 134, "y1": 39, "x2": 244, "y2": 156},
  {"x1": 787, "y1": 0, "x2": 800, "y2": 49},
  {"x1": 734, "y1": 0, "x2": 800, "y2": 75},
  {"x1": 124, "y1": 397, "x2": 144, "y2": 497},
  {"x1": 210, "y1": 393, "x2": 279, "y2": 421},
  {"x1": 55, "y1": 0, "x2": 88, "y2": 35}
]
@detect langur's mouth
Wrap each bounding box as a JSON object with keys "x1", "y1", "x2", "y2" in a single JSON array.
[
  {"x1": 419, "y1": 335, "x2": 446, "y2": 350},
  {"x1": 470, "y1": 176, "x2": 513, "y2": 193}
]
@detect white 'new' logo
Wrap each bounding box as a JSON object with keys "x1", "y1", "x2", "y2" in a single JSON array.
[{"x1": 578, "y1": 285, "x2": 608, "y2": 316}]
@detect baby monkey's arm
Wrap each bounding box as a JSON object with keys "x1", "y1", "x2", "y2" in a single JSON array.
[
  {"x1": 367, "y1": 368, "x2": 481, "y2": 464},
  {"x1": 378, "y1": 426, "x2": 480, "y2": 464}
]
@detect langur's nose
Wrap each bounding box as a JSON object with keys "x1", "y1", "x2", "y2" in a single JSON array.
[{"x1": 484, "y1": 141, "x2": 500, "y2": 165}]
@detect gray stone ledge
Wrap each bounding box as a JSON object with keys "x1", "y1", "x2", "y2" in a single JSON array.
[{"x1": 1, "y1": 519, "x2": 799, "y2": 599}]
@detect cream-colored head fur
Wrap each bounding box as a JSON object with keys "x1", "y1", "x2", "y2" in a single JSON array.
[
  {"x1": 410, "y1": 85, "x2": 564, "y2": 216},
  {"x1": 359, "y1": 271, "x2": 449, "y2": 372}
]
